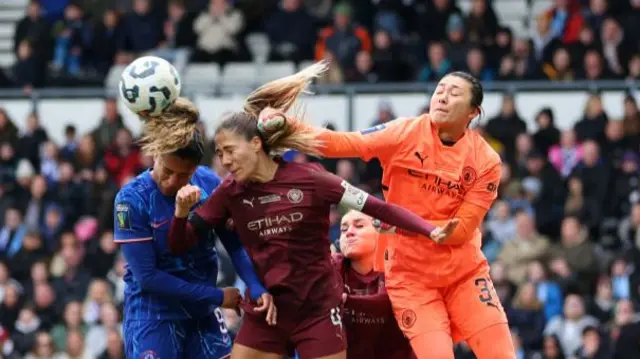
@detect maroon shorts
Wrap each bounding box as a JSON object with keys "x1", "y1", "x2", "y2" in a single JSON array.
[{"x1": 235, "y1": 305, "x2": 346, "y2": 358}]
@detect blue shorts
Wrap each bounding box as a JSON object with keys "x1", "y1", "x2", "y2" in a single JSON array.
[{"x1": 124, "y1": 308, "x2": 232, "y2": 359}]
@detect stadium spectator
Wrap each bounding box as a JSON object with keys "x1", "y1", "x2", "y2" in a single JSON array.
[
  {"x1": 444, "y1": 14, "x2": 468, "y2": 70},
  {"x1": 465, "y1": 0, "x2": 498, "y2": 46},
  {"x1": 600, "y1": 18, "x2": 630, "y2": 78},
  {"x1": 531, "y1": 13, "x2": 562, "y2": 65},
  {"x1": 91, "y1": 98, "x2": 125, "y2": 153},
  {"x1": 533, "y1": 107, "x2": 561, "y2": 157},
  {"x1": 315, "y1": 2, "x2": 371, "y2": 74},
  {"x1": 91, "y1": 9, "x2": 123, "y2": 76},
  {"x1": 371, "y1": 30, "x2": 409, "y2": 82},
  {"x1": 348, "y1": 51, "x2": 377, "y2": 83},
  {"x1": 417, "y1": 41, "x2": 451, "y2": 82},
  {"x1": 264, "y1": 0, "x2": 315, "y2": 62},
  {"x1": 544, "y1": 294, "x2": 599, "y2": 357},
  {"x1": 507, "y1": 282, "x2": 546, "y2": 351},
  {"x1": 12, "y1": 41, "x2": 44, "y2": 92},
  {"x1": 51, "y1": 3, "x2": 90, "y2": 77},
  {"x1": 499, "y1": 211, "x2": 551, "y2": 285},
  {"x1": 419, "y1": 0, "x2": 462, "y2": 44},
  {"x1": 13, "y1": 1, "x2": 50, "y2": 79},
  {"x1": 545, "y1": 0, "x2": 585, "y2": 44},
  {"x1": 152, "y1": 0, "x2": 196, "y2": 72},
  {"x1": 192, "y1": 0, "x2": 244, "y2": 64},
  {"x1": 117, "y1": 0, "x2": 165, "y2": 62},
  {"x1": 103, "y1": 129, "x2": 142, "y2": 187},
  {"x1": 543, "y1": 47, "x2": 576, "y2": 81},
  {"x1": 486, "y1": 93, "x2": 527, "y2": 161}
]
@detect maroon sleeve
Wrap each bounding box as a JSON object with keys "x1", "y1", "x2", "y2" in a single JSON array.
[
  {"x1": 168, "y1": 180, "x2": 230, "y2": 255},
  {"x1": 193, "y1": 179, "x2": 231, "y2": 227},
  {"x1": 314, "y1": 171, "x2": 436, "y2": 237},
  {"x1": 168, "y1": 217, "x2": 200, "y2": 255}
]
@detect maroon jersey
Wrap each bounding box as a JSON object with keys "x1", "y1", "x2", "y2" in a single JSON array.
[
  {"x1": 170, "y1": 161, "x2": 437, "y2": 319},
  {"x1": 332, "y1": 254, "x2": 415, "y2": 359}
]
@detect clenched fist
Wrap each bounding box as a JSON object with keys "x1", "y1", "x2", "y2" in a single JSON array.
[{"x1": 175, "y1": 184, "x2": 201, "y2": 218}]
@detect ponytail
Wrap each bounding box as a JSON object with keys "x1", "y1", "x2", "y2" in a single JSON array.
[{"x1": 217, "y1": 61, "x2": 329, "y2": 157}]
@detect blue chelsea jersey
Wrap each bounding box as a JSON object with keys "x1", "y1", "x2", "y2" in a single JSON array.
[{"x1": 114, "y1": 167, "x2": 222, "y2": 320}]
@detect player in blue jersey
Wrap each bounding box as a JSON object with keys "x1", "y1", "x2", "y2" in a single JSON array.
[{"x1": 114, "y1": 98, "x2": 273, "y2": 359}]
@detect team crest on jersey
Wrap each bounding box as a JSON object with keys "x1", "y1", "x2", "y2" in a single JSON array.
[
  {"x1": 115, "y1": 203, "x2": 131, "y2": 231},
  {"x1": 287, "y1": 189, "x2": 303, "y2": 203},
  {"x1": 401, "y1": 309, "x2": 417, "y2": 329},
  {"x1": 141, "y1": 350, "x2": 158, "y2": 359},
  {"x1": 360, "y1": 124, "x2": 386, "y2": 135},
  {"x1": 461, "y1": 166, "x2": 477, "y2": 186}
]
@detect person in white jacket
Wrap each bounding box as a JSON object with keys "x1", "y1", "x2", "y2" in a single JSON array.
[{"x1": 192, "y1": 0, "x2": 244, "y2": 64}]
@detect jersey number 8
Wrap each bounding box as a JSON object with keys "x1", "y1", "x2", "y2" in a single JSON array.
[{"x1": 330, "y1": 307, "x2": 342, "y2": 327}]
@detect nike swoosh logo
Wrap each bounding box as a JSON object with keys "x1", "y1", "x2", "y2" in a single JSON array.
[{"x1": 151, "y1": 219, "x2": 169, "y2": 228}]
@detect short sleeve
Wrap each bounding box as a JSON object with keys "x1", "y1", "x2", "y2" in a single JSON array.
[
  {"x1": 113, "y1": 190, "x2": 153, "y2": 243},
  {"x1": 464, "y1": 162, "x2": 501, "y2": 210},
  {"x1": 192, "y1": 178, "x2": 231, "y2": 228}
]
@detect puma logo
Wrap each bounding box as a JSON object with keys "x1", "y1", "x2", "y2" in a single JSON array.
[
  {"x1": 414, "y1": 152, "x2": 427, "y2": 166},
  {"x1": 242, "y1": 198, "x2": 255, "y2": 207}
]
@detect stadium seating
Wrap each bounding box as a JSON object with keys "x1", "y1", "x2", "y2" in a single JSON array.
[
  {"x1": 182, "y1": 63, "x2": 221, "y2": 93},
  {"x1": 0, "y1": 1, "x2": 23, "y2": 68}
]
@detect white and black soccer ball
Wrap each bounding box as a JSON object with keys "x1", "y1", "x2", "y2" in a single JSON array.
[{"x1": 119, "y1": 56, "x2": 181, "y2": 117}]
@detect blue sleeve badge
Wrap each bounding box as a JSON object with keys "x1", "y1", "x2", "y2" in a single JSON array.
[
  {"x1": 360, "y1": 124, "x2": 386, "y2": 135},
  {"x1": 115, "y1": 203, "x2": 132, "y2": 231}
]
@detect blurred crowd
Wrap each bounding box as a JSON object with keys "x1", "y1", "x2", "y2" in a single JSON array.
[{"x1": 2, "y1": 0, "x2": 640, "y2": 91}]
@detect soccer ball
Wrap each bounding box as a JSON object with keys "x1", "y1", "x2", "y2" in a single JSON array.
[{"x1": 119, "y1": 56, "x2": 181, "y2": 117}]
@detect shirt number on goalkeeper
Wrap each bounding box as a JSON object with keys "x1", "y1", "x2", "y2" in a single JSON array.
[
  {"x1": 330, "y1": 307, "x2": 342, "y2": 327},
  {"x1": 214, "y1": 308, "x2": 229, "y2": 334}
]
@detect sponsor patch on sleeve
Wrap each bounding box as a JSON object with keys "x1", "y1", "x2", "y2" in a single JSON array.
[
  {"x1": 339, "y1": 181, "x2": 369, "y2": 211},
  {"x1": 360, "y1": 124, "x2": 386, "y2": 135},
  {"x1": 115, "y1": 203, "x2": 132, "y2": 231}
]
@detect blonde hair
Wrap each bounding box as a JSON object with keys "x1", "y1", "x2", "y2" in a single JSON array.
[
  {"x1": 229, "y1": 61, "x2": 329, "y2": 156},
  {"x1": 138, "y1": 97, "x2": 200, "y2": 156}
]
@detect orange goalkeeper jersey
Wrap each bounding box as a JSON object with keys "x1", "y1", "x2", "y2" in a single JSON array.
[{"x1": 311, "y1": 115, "x2": 501, "y2": 287}]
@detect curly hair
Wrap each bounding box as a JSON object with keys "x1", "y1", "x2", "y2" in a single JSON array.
[{"x1": 138, "y1": 97, "x2": 200, "y2": 157}]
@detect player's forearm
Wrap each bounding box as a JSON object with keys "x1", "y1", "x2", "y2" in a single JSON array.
[
  {"x1": 345, "y1": 292, "x2": 392, "y2": 316},
  {"x1": 168, "y1": 216, "x2": 200, "y2": 255},
  {"x1": 298, "y1": 122, "x2": 367, "y2": 159},
  {"x1": 121, "y1": 242, "x2": 224, "y2": 305},
  {"x1": 362, "y1": 196, "x2": 436, "y2": 238},
  {"x1": 430, "y1": 203, "x2": 486, "y2": 245},
  {"x1": 217, "y1": 227, "x2": 267, "y2": 301}
]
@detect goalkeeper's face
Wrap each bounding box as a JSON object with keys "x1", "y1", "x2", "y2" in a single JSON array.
[{"x1": 153, "y1": 154, "x2": 198, "y2": 196}]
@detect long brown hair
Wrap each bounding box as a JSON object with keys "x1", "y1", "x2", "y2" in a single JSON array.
[
  {"x1": 138, "y1": 97, "x2": 200, "y2": 156},
  {"x1": 216, "y1": 61, "x2": 329, "y2": 156}
]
